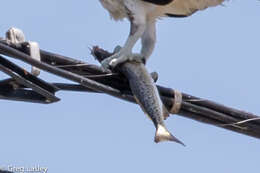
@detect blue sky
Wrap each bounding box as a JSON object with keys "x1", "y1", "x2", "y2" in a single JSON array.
[{"x1": 0, "y1": 1, "x2": 259, "y2": 173}]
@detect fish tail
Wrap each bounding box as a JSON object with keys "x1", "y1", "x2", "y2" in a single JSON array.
[{"x1": 154, "y1": 124, "x2": 185, "y2": 146}]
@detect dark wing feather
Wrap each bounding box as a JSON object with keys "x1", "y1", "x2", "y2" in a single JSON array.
[
  {"x1": 141, "y1": 0, "x2": 174, "y2": 5},
  {"x1": 166, "y1": 9, "x2": 198, "y2": 18}
]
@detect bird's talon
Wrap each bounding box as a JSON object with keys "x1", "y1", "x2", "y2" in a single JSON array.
[
  {"x1": 101, "y1": 58, "x2": 113, "y2": 71},
  {"x1": 113, "y1": 45, "x2": 122, "y2": 53},
  {"x1": 101, "y1": 45, "x2": 146, "y2": 69},
  {"x1": 109, "y1": 58, "x2": 119, "y2": 68}
]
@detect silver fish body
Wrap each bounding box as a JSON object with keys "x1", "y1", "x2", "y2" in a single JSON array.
[{"x1": 120, "y1": 61, "x2": 184, "y2": 145}]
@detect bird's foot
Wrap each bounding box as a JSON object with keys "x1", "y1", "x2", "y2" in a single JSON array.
[{"x1": 101, "y1": 46, "x2": 145, "y2": 71}]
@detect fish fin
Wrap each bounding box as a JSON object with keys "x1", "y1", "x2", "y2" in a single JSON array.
[
  {"x1": 162, "y1": 105, "x2": 170, "y2": 120},
  {"x1": 150, "y1": 71, "x2": 158, "y2": 82},
  {"x1": 154, "y1": 125, "x2": 185, "y2": 146}
]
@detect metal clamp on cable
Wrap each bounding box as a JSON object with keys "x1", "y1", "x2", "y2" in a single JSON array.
[
  {"x1": 5, "y1": 27, "x2": 41, "y2": 76},
  {"x1": 170, "y1": 90, "x2": 182, "y2": 114}
]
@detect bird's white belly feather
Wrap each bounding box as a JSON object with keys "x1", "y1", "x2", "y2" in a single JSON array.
[
  {"x1": 99, "y1": 0, "x2": 224, "y2": 20},
  {"x1": 99, "y1": 0, "x2": 128, "y2": 20},
  {"x1": 100, "y1": 0, "x2": 156, "y2": 20}
]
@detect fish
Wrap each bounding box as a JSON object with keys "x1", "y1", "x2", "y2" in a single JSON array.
[{"x1": 119, "y1": 57, "x2": 185, "y2": 145}]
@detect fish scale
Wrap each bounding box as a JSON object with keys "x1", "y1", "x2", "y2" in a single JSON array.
[{"x1": 119, "y1": 60, "x2": 184, "y2": 145}]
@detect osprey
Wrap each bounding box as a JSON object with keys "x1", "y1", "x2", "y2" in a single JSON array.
[{"x1": 99, "y1": 0, "x2": 224, "y2": 68}]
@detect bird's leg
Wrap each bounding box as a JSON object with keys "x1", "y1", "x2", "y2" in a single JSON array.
[
  {"x1": 112, "y1": 45, "x2": 158, "y2": 82},
  {"x1": 141, "y1": 20, "x2": 156, "y2": 61},
  {"x1": 101, "y1": 16, "x2": 146, "y2": 70}
]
